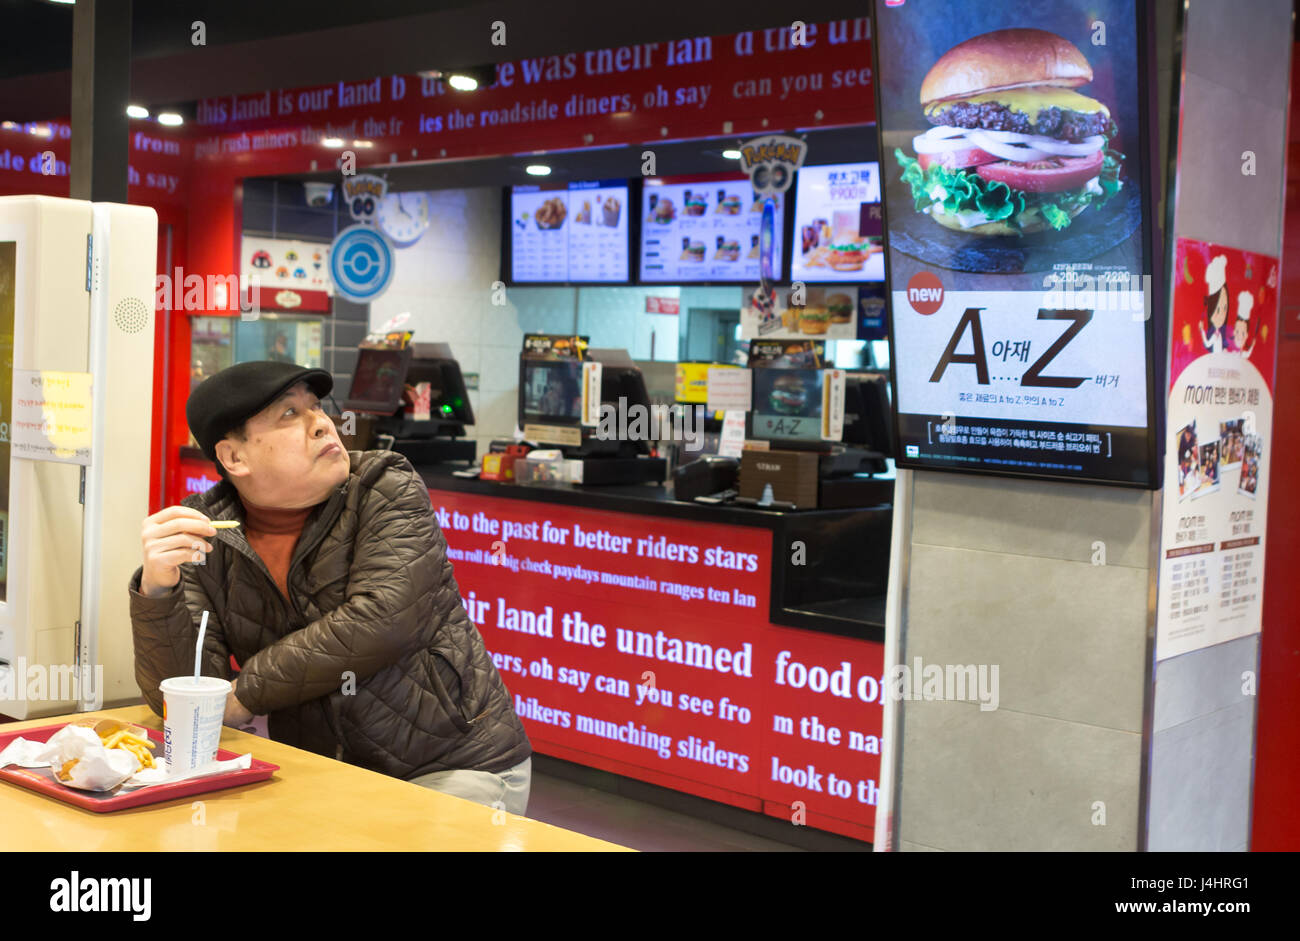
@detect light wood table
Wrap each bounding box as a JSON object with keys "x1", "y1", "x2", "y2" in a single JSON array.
[{"x1": 0, "y1": 706, "x2": 632, "y2": 851}]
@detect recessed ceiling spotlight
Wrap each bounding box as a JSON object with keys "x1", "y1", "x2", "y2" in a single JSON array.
[
  {"x1": 157, "y1": 112, "x2": 183, "y2": 127},
  {"x1": 447, "y1": 74, "x2": 478, "y2": 92},
  {"x1": 525, "y1": 164, "x2": 551, "y2": 176},
  {"x1": 722, "y1": 149, "x2": 743, "y2": 160},
  {"x1": 321, "y1": 137, "x2": 345, "y2": 148},
  {"x1": 126, "y1": 105, "x2": 149, "y2": 119}
]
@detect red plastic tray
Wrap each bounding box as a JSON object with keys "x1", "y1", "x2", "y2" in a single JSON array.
[{"x1": 0, "y1": 723, "x2": 279, "y2": 813}]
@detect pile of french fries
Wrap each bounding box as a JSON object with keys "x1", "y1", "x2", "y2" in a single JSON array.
[{"x1": 98, "y1": 726, "x2": 157, "y2": 769}]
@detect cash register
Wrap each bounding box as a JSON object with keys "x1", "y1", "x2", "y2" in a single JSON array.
[
  {"x1": 344, "y1": 341, "x2": 477, "y2": 465},
  {"x1": 676, "y1": 367, "x2": 895, "y2": 509},
  {"x1": 517, "y1": 344, "x2": 666, "y2": 485}
]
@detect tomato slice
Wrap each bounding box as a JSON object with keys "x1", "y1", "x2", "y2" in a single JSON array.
[
  {"x1": 918, "y1": 146, "x2": 999, "y2": 172},
  {"x1": 974, "y1": 150, "x2": 1105, "y2": 193}
]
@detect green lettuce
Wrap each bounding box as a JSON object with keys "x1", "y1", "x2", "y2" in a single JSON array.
[{"x1": 894, "y1": 147, "x2": 1124, "y2": 234}]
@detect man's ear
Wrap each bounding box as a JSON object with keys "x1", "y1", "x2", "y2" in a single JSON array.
[{"x1": 214, "y1": 437, "x2": 250, "y2": 479}]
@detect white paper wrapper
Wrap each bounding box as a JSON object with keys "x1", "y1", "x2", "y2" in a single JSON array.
[
  {"x1": 18, "y1": 726, "x2": 140, "y2": 791},
  {"x1": 120, "y1": 753, "x2": 254, "y2": 789},
  {"x1": 0, "y1": 736, "x2": 54, "y2": 769},
  {"x1": 2, "y1": 724, "x2": 254, "y2": 792}
]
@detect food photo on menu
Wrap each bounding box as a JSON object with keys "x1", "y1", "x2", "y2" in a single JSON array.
[
  {"x1": 792, "y1": 162, "x2": 886, "y2": 282},
  {"x1": 641, "y1": 173, "x2": 782, "y2": 282},
  {"x1": 747, "y1": 285, "x2": 860, "y2": 341}
]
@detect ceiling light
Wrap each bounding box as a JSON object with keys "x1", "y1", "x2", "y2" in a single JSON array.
[
  {"x1": 447, "y1": 74, "x2": 478, "y2": 92},
  {"x1": 352, "y1": 140, "x2": 374, "y2": 148},
  {"x1": 1, "y1": 121, "x2": 18, "y2": 131},
  {"x1": 157, "y1": 112, "x2": 183, "y2": 127},
  {"x1": 525, "y1": 164, "x2": 551, "y2": 176},
  {"x1": 321, "y1": 137, "x2": 345, "y2": 148},
  {"x1": 46, "y1": 0, "x2": 76, "y2": 5},
  {"x1": 722, "y1": 149, "x2": 742, "y2": 160},
  {"x1": 29, "y1": 125, "x2": 53, "y2": 137},
  {"x1": 126, "y1": 105, "x2": 149, "y2": 119}
]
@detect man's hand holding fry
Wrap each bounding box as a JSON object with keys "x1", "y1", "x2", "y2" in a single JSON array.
[{"x1": 140, "y1": 506, "x2": 217, "y2": 598}]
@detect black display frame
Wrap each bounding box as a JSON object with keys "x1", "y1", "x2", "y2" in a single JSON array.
[
  {"x1": 501, "y1": 178, "x2": 637, "y2": 287},
  {"x1": 869, "y1": 0, "x2": 1166, "y2": 490}
]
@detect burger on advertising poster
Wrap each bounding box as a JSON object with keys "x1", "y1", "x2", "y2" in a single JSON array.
[
  {"x1": 894, "y1": 28, "x2": 1123, "y2": 236},
  {"x1": 769, "y1": 373, "x2": 809, "y2": 415}
]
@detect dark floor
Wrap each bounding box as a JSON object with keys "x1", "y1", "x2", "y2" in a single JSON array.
[
  {"x1": 524, "y1": 755, "x2": 872, "y2": 852},
  {"x1": 526, "y1": 766, "x2": 804, "y2": 851}
]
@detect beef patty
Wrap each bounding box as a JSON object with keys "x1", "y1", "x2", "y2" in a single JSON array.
[{"x1": 926, "y1": 101, "x2": 1110, "y2": 143}]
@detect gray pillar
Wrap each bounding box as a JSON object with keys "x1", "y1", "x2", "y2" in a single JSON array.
[{"x1": 70, "y1": 0, "x2": 132, "y2": 202}]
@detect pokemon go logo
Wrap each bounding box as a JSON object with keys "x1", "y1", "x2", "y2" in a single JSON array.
[{"x1": 342, "y1": 174, "x2": 388, "y2": 224}]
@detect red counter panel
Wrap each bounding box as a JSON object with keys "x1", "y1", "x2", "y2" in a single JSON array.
[{"x1": 430, "y1": 487, "x2": 883, "y2": 843}]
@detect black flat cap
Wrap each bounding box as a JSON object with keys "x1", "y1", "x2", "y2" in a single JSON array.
[{"x1": 187, "y1": 361, "x2": 333, "y2": 465}]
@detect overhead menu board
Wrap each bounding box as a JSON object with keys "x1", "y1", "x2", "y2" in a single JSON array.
[
  {"x1": 873, "y1": 0, "x2": 1159, "y2": 486},
  {"x1": 639, "y1": 173, "x2": 783, "y2": 283},
  {"x1": 508, "y1": 180, "x2": 630, "y2": 284},
  {"x1": 792, "y1": 162, "x2": 885, "y2": 283}
]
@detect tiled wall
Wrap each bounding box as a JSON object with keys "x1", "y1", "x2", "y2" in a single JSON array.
[{"x1": 897, "y1": 475, "x2": 1152, "y2": 851}]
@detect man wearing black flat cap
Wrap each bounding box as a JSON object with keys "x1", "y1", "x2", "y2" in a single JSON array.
[{"x1": 128, "y1": 361, "x2": 533, "y2": 814}]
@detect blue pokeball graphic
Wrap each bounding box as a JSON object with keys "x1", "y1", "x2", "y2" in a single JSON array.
[{"x1": 330, "y1": 225, "x2": 394, "y2": 302}]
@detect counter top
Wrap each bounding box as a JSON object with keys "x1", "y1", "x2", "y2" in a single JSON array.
[
  {"x1": 0, "y1": 706, "x2": 631, "y2": 852},
  {"x1": 418, "y1": 465, "x2": 891, "y2": 529}
]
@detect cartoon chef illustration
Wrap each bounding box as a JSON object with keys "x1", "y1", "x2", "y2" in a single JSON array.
[
  {"x1": 1199, "y1": 254, "x2": 1229, "y2": 354},
  {"x1": 1231, "y1": 291, "x2": 1256, "y2": 358}
]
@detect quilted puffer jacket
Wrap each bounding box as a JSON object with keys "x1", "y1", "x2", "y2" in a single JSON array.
[{"x1": 129, "y1": 450, "x2": 531, "y2": 778}]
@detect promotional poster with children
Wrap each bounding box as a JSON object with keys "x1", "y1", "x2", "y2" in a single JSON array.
[{"x1": 1157, "y1": 237, "x2": 1277, "y2": 660}]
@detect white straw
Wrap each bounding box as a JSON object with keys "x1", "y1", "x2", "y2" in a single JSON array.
[{"x1": 195, "y1": 610, "x2": 209, "y2": 679}]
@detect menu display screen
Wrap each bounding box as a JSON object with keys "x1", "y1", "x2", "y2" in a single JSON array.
[
  {"x1": 639, "y1": 173, "x2": 783, "y2": 283},
  {"x1": 792, "y1": 163, "x2": 885, "y2": 283},
  {"x1": 508, "y1": 180, "x2": 630, "y2": 283},
  {"x1": 873, "y1": 0, "x2": 1158, "y2": 487}
]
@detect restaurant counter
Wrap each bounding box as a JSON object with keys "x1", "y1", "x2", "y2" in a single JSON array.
[
  {"x1": 418, "y1": 464, "x2": 892, "y2": 844},
  {"x1": 419, "y1": 467, "x2": 892, "y2": 641},
  {"x1": 0, "y1": 707, "x2": 630, "y2": 851}
]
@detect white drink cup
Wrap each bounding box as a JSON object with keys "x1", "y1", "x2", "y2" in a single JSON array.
[{"x1": 160, "y1": 676, "x2": 231, "y2": 773}]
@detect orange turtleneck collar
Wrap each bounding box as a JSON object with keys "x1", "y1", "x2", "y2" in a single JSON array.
[{"x1": 238, "y1": 496, "x2": 320, "y2": 601}]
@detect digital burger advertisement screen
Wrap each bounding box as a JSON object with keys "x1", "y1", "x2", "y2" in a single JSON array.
[{"x1": 872, "y1": 0, "x2": 1161, "y2": 488}]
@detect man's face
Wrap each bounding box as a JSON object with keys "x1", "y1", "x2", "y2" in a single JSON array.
[
  {"x1": 1234, "y1": 319, "x2": 1248, "y2": 348},
  {"x1": 215, "y1": 381, "x2": 349, "y2": 508}
]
